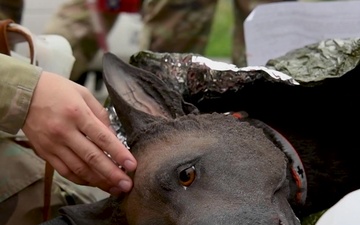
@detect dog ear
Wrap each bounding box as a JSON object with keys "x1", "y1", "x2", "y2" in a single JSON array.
[{"x1": 102, "y1": 52, "x2": 198, "y2": 138}]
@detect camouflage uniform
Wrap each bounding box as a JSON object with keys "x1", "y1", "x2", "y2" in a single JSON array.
[
  {"x1": 0, "y1": 0, "x2": 95, "y2": 82},
  {"x1": 0, "y1": 135, "x2": 107, "y2": 225},
  {"x1": 1, "y1": 5, "x2": 56, "y2": 222},
  {"x1": 141, "y1": 0, "x2": 296, "y2": 67},
  {"x1": 43, "y1": 0, "x2": 118, "y2": 82},
  {"x1": 0, "y1": 53, "x2": 50, "y2": 225},
  {"x1": 0, "y1": 22, "x2": 109, "y2": 225},
  {"x1": 43, "y1": 0, "x2": 295, "y2": 82},
  {"x1": 0, "y1": 54, "x2": 41, "y2": 135}
]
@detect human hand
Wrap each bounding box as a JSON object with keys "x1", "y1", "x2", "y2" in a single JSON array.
[{"x1": 22, "y1": 71, "x2": 137, "y2": 195}]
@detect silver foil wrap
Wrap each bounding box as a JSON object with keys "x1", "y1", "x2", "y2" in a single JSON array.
[
  {"x1": 129, "y1": 51, "x2": 299, "y2": 101},
  {"x1": 105, "y1": 53, "x2": 299, "y2": 147}
]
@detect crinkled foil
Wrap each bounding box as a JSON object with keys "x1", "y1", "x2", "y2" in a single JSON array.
[
  {"x1": 106, "y1": 102, "x2": 128, "y2": 149},
  {"x1": 130, "y1": 51, "x2": 299, "y2": 100},
  {"x1": 105, "y1": 37, "x2": 360, "y2": 154},
  {"x1": 266, "y1": 38, "x2": 360, "y2": 83},
  {"x1": 104, "y1": 102, "x2": 129, "y2": 166},
  {"x1": 106, "y1": 53, "x2": 299, "y2": 150}
]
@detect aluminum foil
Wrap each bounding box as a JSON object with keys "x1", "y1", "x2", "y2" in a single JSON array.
[
  {"x1": 129, "y1": 51, "x2": 299, "y2": 102},
  {"x1": 103, "y1": 102, "x2": 129, "y2": 166},
  {"x1": 106, "y1": 52, "x2": 300, "y2": 151},
  {"x1": 106, "y1": 102, "x2": 128, "y2": 149},
  {"x1": 266, "y1": 38, "x2": 360, "y2": 83}
]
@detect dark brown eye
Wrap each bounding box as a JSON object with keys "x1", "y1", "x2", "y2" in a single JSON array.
[{"x1": 179, "y1": 166, "x2": 196, "y2": 187}]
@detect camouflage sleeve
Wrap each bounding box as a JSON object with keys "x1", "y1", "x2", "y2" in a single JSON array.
[
  {"x1": 0, "y1": 53, "x2": 41, "y2": 134},
  {"x1": 43, "y1": 0, "x2": 118, "y2": 82},
  {"x1": 140, "y1": 0, "x2": 217, "y2": 54}
]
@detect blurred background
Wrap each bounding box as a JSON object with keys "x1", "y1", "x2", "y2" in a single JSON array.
[
  {"x1": 17, "y1": 0, "x2": 235, "y2": 103},
  {"x1": 18, "y1": 0, "x2": 232, "y2": 62},
  {"x1": 16, "y1": 0, "x2": 350, "y2": 103}
]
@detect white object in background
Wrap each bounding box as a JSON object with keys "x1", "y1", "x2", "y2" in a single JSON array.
[
  {"x1": 35, "y1": 35, "x2": 75, "y2": 79},
  {"x1": 316, "y1": 189, "x2": 360, "y2": 225},
  {"x1": 8, "y1": 22, "x2": 75, "y2": 138},
  {"x1": 244, "y1": 1, "x2": 360, "y2": 66},
  {"x1": 11, "y1": 22, "x2": 75, "y2": 79}
]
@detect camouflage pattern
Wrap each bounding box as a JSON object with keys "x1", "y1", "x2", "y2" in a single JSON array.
[
  {"x1": 43, "y1": 0, "x2": 118, "y2": 82},
  {"x1": 141, "y1": 0, "x2": 296, "y2": 67},
  {"x1": 0, "y1": 139, "x2": 66, "y2": 225},
  {"x1": 34, "y1": 0, "x2": 295, "y2": 71},
  {"x1": 0, "y1": 53, "x2": 106, "y2": 224},
  {"x1": 140, "y1": 0, "x2": 218, "y2": 56},
  {"x1": 0, "y1": 138, "x2": 109, "y2": 225},
  {"x1": 0, "y1": 21, "x2": 108, "y2": 225},
  {"x1": 42, "y1": 0, "x2": 295, "y2": 81},
  {"x1": 0, "y1": 0, "x2": 23, "y2": 23},
  {"x1": 0, "y1": 54, "x2": 41, "y2": 135},
  {"x1": 0, "y1": 53, "x2": 61, "y2": 225}
]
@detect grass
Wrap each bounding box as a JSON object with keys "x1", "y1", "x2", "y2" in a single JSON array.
[{"x1": 204, "y1": 0, "x2": 233, "y2": 57}]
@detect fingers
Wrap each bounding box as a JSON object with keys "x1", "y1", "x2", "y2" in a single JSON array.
[
  {"x1": 77, "y1": 106, "x2": 137, "y2": 172},
  {"x1": 66, "y1": 130, "x2": 134, "y2": 192},
  {"x1": 47, "y1": 144, "x2": 125, "y2": 195},
  {"x1": 74, "y1": 85, "x2": 137, "y2": 172},
  {"x1": 45, "y1": 154, "x2": 89, "y2": 186}
]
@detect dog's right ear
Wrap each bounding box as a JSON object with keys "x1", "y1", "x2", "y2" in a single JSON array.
[{"x1": 102, "y1": 52, "x2": 198, "y2": 138}]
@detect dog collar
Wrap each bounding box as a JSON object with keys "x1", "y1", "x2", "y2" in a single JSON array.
[{"x1": 228, "y1": 112, "x2": 307, "y2": 205}]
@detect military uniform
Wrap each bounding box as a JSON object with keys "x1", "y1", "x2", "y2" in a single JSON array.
[
  {"x1": 0, "y1": 135, "x2": 107, "y2": 225},
  {"x1": 141, "y1": 0, "x2": 296, "y2": 67},
  {"x1": 0, "y1": 2, "x2": 111, "y2": 222},
  {"x1": 0, "y1": 29, "x2": 109, "y2": 225},
  {"x1": 0, "y1": 53, "x2": 51, "y2": 225},
  {"x1": 0, "y1": 53, "x2": 41, "y2": 134},
  {"x1": 42, "y1": 0, "x2": 295, "y2": 83},
  {"x1": 43, "y1": 0, "x2": 118, "y2": 82}
]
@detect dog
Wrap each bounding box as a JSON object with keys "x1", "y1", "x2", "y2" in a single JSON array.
[{"x1": 42, "y1": 52, "x2": 360, "y2": 225}]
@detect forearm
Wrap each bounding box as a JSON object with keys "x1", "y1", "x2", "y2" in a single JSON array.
[{"x1": 0, "y1": 53, "x2": 42, "y2": 134}]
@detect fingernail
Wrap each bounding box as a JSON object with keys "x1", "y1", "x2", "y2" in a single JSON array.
[
  {"x1": 124, "y1": 159, "x2": 136, "y2": 171},
  {"x1": 118, "y1": 180, "x2": 132, "y2": 192}
]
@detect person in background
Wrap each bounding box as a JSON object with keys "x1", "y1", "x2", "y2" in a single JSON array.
[
  {"x1": 42, "y1": 0, "x2": 295, "y2": 84},
  {"x1": 140, "y1": 0, "x2": 297, "y2": 67}
]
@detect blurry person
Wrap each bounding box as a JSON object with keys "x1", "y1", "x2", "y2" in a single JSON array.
[{"x1": 141, "y1": 0, "x2": 297, "y2": 67}]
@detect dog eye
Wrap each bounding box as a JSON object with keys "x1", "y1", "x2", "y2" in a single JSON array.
[{"x1": 179, "y1": 166, "x2": 196, "y2": 187}]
